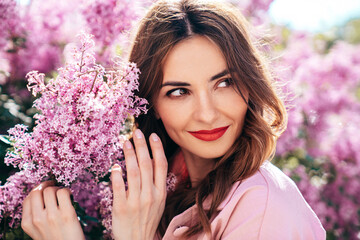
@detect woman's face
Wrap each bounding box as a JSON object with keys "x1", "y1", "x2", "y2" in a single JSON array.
[{"x1": 154, "y1": 35, "x2": 248, "y2": 159}]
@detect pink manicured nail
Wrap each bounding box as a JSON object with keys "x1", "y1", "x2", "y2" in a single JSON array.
[
  {"x1": 151, "y1": 133, "x2": 160, "y2": 142},
  {"x1": 134, "y1": 129, "x2": 143, "y2": 139},
  {"x1": 124, "y1": 140, "x2": 132, "y2": 149},
  {"x1": 112, "y1": 163, "x2": 122, "y2": 172},
  {"x1": 34, "y1": 184, "x2": 43, "y2": 191}
]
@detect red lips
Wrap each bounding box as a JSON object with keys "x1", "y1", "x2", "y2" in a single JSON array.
[{"x1": 188, "y1": 126, "x2": 229, "y2": 141}]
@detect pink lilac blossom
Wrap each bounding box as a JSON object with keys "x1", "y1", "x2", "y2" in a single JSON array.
[
  {"x1": 98, "y1": 182, "x2": 113, "y2": 238},
  {"x1": 274, "y1": 32, "x2": 316, "y2": 155},
  {"x1": 82, "y1": 0, "x2": 142, "y2": 66},
  {"x1": 229, "y1": 0, "x2": 274, "y2": 25},
  {"x1": 1, "y1": 32, "x2": 179, "y2": 235},
  {"x1": 71, "y1": 173, "x2": 103, "y2": 220},
  {"x1": 82, "y1": 0, "x2": 139, "y2": 47},
  {"x1": 81, "y1": 0, "x2": 141, "y2": 66},
  {"x1": 5, "y1": 32, "x2": 148, "y2": 186},
  {"x1": 5, "y1": 0, "x2": 84, "y2": 81},
  {"x1": 289, "y1": 158, "x2": 360, "y2": 239},
  {"x1": 276, "y1": 35, "x2": 360, "y2": 157},
  {"x1": 285, "y1": 42, "x2": 360, "y2": 158},
  {"x1": 3, "y1": 0, "x2": 142, "y2": 85},
  {"x1": 323, "y1": 158, "x2": 360, "y2": 238},
  {"x1": 275, "y1": 35, "x2": 360, "y2": 237},
  {"x1": 7, "y1": 40, "x2": 62, "y2": 81},
  {"x1": 2, "y1": 32, "x2": 147, "y2": 229},
  {"x1": 0, "y1": 171, "x2": 37, "y2": 230},
  {"x1": 0, "y1": 0, "x2": 23, "y2": 50},
  {"x1": 28, "y1": 0, "x2": 84, "y2": 42},
  {"x1": 70, "y1": 172, "x2": 104, "y2": 234}
]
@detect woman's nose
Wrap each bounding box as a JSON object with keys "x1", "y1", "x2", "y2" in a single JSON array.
[{"x1": 192, "y1": 91, "x2": 218, "y2": 124}]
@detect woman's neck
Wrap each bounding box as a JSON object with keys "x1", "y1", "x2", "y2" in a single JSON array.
[{"x1": 181, "y1": 149, "x2": 216, "y2": 188}]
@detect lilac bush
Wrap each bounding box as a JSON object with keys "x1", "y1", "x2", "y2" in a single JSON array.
[
  {"x1": 0, "y1": 31, "x2": 180, "y2": 238},
  {"x1": 0, "y1": 0, "x2": 23, "y2": 51},
  {"x1": 229, "y1": 0, "x2": 274, "y2": 25},
  {"x1": 275, "y1": 33, "x2": 360, "y2": 239},
  {"x1": 5, "y1": 32, "x2": 148, "y2": 185},
  {"x1": 81, "y1": 0, "x2": 142, "y2": 67},
  {"x1": 0, "y1": 171, "x2": 36, "y2": 232},
  {"x1": 82, "y1": 0, "x2": 138, "y2": 46},
  {"x1": 1, "y1": 0, "x2": 142, "y2": 94},
  {"x1": 4, "y1": 0, "x2": 82, "y2": 81},
  {"x1": 0, "y1": 32, "x2": 148, "y2": 236}
]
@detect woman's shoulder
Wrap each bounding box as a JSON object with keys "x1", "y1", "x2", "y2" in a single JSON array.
[
  {"x1": 232, "y1": 160, "x2": 316, "y2": 205},
  {"x1": 215, "y1": 161, "x2": 326, "y2": 239},
  {"x1": 223, "y1": 161, "x2": 303, "y2": 208},
  {"x1": 257, "y1": 160, "x2": 303, "y2": 196}
]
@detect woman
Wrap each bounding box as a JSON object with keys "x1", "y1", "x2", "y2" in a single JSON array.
[{"x1": 21, "y1": 0, "x2": 326, "y2": 239}]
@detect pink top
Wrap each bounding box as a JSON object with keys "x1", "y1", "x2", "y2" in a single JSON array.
[{"x1": 158, "y1": 160, "x2": 326, "y2": 239}]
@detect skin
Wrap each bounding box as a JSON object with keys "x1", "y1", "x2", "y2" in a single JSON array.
[
  {"x1": 22, "y1": 34, "x2": 248, "y2": 239},
  {"x1": 155, "y1": 35, "x2": 248, "y2": 186},
  {"x1": 21, "y1": 181, "x2": 85, "y2": 240},
  {"x1": 111, "y1": 130, "x2": 168, "y2": 240},
  {"x1": 22, "y1": 131, "x2": 167, "y2": 240}
]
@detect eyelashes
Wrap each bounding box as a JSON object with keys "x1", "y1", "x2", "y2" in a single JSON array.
[
  {"x1": 217, "y1": 78, "x2": 233, "y2": 88},
  {"x1": 165, "y1": 88, "x2": 189, "y2": 97},
  {"x1": 165, "y1": 78, "x2": 234, "y2": 98}
]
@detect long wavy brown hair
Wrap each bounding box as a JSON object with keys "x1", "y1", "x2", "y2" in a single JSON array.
[{"x1": 128, "y1": 0, "x2": 287, "y2": 237}]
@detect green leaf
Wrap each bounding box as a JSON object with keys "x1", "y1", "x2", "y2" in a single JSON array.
[{"x1": 0, "y1": 135, "x2": 12, "y2": 145}]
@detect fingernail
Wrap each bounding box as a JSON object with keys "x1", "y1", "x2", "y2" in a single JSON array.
[
  {"x1": 124, "y1": 140, "x2": 132, "y2": 149},
  {"x1": 34, "y1": 184, "x2": 43, "y2": 191},
  {"x1": 134, "y1": 129, "x2": 143, "y2": 139},
  {"x1": 151, "y1": 133, "x2": 160, "y2": 142},
  {"x1": 112, "y1": 163, "x2": 122, "y2": 172}
]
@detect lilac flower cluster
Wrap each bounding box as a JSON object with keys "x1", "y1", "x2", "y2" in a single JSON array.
[
  {"x1": 98, "y1": 182, "x2": 114, "y2": 237},
  {"x1": 0, "y1": 171, "x2": 36, "y2": 232},
  {"x1": 0, "y1": 0, "x2": 23, "y2": 50},
  {"x1": 1, "y1": 0, "x2": 144, "y2": 89},
  {"x1": 6, "y1": 32, "x2": 147, "y2": 185},
  {"x1": 81, "y1": 0, "x2": 143, "y2": 67},
  {"x1": 230, "y1": 0, "x2": 274, "y2": 25},
  {"x1": 275, "y1": 33, "x2": 360, "y2": 238},
  {"x1": 82, "y1": 0, "x2": 139, "y2": 47},
  {"x1": 4, "y1": 0, "x2": 82, "y2": 82},
  {"x1": 1, "y1": 32, "x2": 148, "y2": 232},
  {"x1": 277, "y1": 37, "x2": 360, "y2": 159}
]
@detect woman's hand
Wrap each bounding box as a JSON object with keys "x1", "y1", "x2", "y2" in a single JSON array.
[
  {"x1": 21, "y1": 181, "x2": 85, "y2": 240},
  {"x1": 111, "y1": 129, "x2": 168, "y2": 240}
]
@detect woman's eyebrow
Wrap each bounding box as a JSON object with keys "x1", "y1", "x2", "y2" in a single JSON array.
[
  {"x1": 210, "y1": 69, "x2": 232, "y2": 81},
  {"x1": 160, "y1": 81, "x2": 191, "y2": 88}
]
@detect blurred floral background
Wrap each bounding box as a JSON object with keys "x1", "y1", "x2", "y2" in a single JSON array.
[{"x1": 1, "y1": 0, "x2": 359, "y2": 239}]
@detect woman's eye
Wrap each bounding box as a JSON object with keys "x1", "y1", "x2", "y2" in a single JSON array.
[
  {"x1": 217, "y1": 78, "x2": 233, "y2": 88},
  {"x1": 166, "y1": 88, "x2": 189, "y2": 97}
]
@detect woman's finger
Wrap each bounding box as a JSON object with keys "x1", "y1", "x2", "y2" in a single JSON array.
[
  {"x1": 56, "y1": 188, "x2": 74, "y2": 212},
  {"x1": 28, "y1": 181, "x2": 54, "y2": 237},
  {"x1": 133, "y1": 129, "x2": 153, "y2": 192},
  {"x1": 21, "y1": 196, "x2": 41, "y2": 238},
  {"x1": 123, "y1": 140, "x2": 141, "y2": 200},
  {"x1": 43, "y1": 186, "x2": 60, "y2": 226},
  {"x1": 43, "y1": 186, "x2": 60, "y2": 209},
  {"x1": 30, "y1": 181, "x2": 55, "y2": 218},
  {"x1": 149, "y1": 133, "x2": 168, "y2": 191},
  {"x1": 111, "y1": 164, "x2": 126, "y2": 212},
  {"x1": 21, "y1": 196, "x2": 32, "y2": 225}
]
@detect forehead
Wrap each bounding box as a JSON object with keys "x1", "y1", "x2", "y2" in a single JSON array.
[{"x1": 162, "y1": 35, "x2": 228, "y2": 82}]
